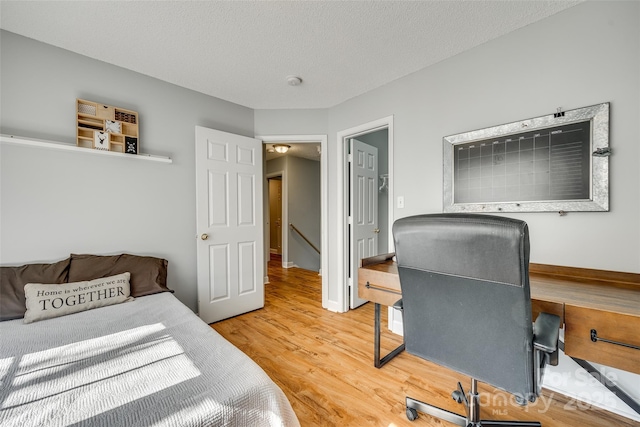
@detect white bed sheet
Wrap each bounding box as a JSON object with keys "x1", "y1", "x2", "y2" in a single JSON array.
[{"x1": 0, "y1": 292, "x2": 299, "y2": 427}]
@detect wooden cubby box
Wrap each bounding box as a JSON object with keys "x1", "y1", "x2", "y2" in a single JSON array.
[{"x1": 76, "y1": 99, "x2": 139, "y2": 154}]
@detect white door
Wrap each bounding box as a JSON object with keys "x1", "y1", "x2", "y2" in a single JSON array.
[
  {"x1": 195, "y1": 126, "x2": 264, "y2": 323},
  {"x1": 350, "y1": 138, "x2": 378, "y2": 309}
]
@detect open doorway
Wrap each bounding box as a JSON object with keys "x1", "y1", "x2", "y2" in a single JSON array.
[
  {"x1": 337, "y1": 116, "x2": 394, "y2": 312},
  {"x1": 258, "y1": 134, "x2": 329, "y2": 306},
  {"x1": 265, "y1": 143, "x2": 321, "y2": 272}
]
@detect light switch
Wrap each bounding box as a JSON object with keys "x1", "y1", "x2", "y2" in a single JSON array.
[{"x1": 397, "y1": 196, "x2": 405, "y2": 209}]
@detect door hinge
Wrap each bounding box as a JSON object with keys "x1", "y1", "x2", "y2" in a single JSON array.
[{"x1": 348, "y1": 153, "x2": 353, "y2": 163}]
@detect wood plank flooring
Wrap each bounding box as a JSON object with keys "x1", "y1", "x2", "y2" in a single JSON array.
[{"x1": 211, "y1": 261, "x2": 637, "y2": 426}]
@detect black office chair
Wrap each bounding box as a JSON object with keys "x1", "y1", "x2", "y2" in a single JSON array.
[{"x1": 392, "y1": 213, "x2": 560, "y2": 426}]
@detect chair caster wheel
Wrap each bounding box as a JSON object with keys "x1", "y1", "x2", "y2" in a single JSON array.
[
  {"x1": 515, "y1": 395, "x2": 527, "y2": 406},
  {"x1": 452, "y1": 390, "x2": 465, "y2": 404},
  {"x1": 406, "y1": 407, "x2": 418, "y2": 421}
]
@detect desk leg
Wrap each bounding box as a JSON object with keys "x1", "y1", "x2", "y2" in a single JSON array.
[{"x1": 374, "y1": 302, "x2": 405, "y2": 368}]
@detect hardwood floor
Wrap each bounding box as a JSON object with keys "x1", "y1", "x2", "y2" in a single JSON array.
[{"x1": 211, "y1": 261, "x2": 637, "y2": 426}]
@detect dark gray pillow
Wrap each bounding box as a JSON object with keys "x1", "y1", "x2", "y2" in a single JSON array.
[
  {"x1": 0, "y1": 258, "x2": 71, "y2": 321},
  {"x1": 68, "y1": 253, "x2": 171, "y2": 297}
]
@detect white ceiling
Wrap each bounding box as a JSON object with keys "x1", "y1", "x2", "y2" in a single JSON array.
[{"x1": 0, "y1": 1, "x2": 582, "y2": 110}]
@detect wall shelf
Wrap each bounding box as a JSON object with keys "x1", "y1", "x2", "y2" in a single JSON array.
[{"x1": 0, "y1": 134, "x2": 172, "y2": 164}]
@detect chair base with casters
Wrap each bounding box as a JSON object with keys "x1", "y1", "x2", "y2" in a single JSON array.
[{"x1": 405, "y1": 378, "x2": 541, "y2": 426}]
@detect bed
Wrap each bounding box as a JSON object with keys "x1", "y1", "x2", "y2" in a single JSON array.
[{"x1": 0, "y1": 254, "x2": 299, "y2": 427}]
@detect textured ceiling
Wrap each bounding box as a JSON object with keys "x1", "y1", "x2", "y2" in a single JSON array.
[{"x1": 0, "y1": 1, "x2": 582, "y2": 109}]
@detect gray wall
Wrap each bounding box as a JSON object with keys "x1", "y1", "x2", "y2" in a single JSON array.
[
  {"x1": 255, "y1": 109, "x2": 328, "y2": 136},
  {"x1": 266, "y1": 156, "x2": 287, "y2": 176},
  {"x1": 287, "y1": 156, "x2": 321, "y2": 271},
  {"x1": 0, "y1": 30, "x2": 254, "y2": 312},
  {"x1": 255, "y1": 2, "x2": 640, "y2": 308},
  {"x1": 330, "y1": 1, "x2": 639, "y2": 273}
]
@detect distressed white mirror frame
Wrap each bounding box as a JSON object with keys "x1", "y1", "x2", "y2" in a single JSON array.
[{"x1": 443, "y1": 103, "x2": 610, "y2": 213}]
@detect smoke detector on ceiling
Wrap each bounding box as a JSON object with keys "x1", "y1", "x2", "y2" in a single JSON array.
[{"x1": 286, "y1": 75, "x2": 303, "y2": 86}]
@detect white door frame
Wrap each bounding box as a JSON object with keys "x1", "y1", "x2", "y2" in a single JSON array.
[
  {"x1": 257, "y1": 134, "x2": 329, "y2": 308},
  {"x1": 337, "y1": 116, "x2": 394, "y2": 313}
]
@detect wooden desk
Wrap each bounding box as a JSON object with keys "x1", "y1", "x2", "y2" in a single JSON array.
[{"x1": 359, "y1": 254, "x2": 640, "y2": 412}]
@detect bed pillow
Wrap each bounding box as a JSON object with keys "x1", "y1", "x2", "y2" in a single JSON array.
[
  {"x1": 23, "y1": 272, "x2": 133, "y2": 324},
  {"x1": 68, "y1": 253, "x2": 171, "y2": 297},
  {"x1": 0, "y1": 258, "x2": 71, "y2": 321}
]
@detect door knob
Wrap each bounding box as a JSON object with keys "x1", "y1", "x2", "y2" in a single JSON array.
[
  {"x1": 201, "y1": 233, "x2": 209, "y2": 240},
  {"x1": 373, "y1": 228, "x2": 380, "y2": 234}
]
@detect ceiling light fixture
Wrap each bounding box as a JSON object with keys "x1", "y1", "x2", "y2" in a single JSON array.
[
  {"x1": 273, "y1": 144, "x2": 291, "y2": 154},
  {"x1": 286, "y1": 75, "x2": 303, "y2": 86}
]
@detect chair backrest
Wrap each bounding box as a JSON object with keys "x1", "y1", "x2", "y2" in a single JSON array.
[{"x1": 393, "y1": 213, "x2": 535, "y2": 400}]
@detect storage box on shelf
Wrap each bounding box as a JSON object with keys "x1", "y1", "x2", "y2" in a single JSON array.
[{"x1": 76, "y1": 99, "x2": 139, "y2": 154}]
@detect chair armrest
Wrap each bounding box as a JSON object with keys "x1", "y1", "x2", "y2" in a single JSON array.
[
  {"x1": 393, "y1": 299, "x2": 403, "y2": 311},
  {"x1": 533, "y1": 312, "x2": 561, "y2": 353}
]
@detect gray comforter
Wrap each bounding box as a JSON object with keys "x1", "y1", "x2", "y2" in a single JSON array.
[{"x1": 0, "y1": 292, "x2": 299, "y2": 427}]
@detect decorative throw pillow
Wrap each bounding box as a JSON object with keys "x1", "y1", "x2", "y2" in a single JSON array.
[
  {"x1": 0, "y1": 258, "x2": 70, "y2": 321},
  {"x1": 68, "y1": 253, "x2": 171, "y2": 297},
  {"x1": 23, "y1": 272, "x2": 133, "y2": 324}
]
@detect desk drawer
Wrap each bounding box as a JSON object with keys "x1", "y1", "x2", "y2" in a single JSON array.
[
  {"x1": 358, "y1": 280, "x2": 401, "y2": 307},
  {"x1": 564, "y1": 304, "x2": 640, "y2": 374},
  {"x1": 358, "y1": 267, "x2": 402, "y2": 307}
]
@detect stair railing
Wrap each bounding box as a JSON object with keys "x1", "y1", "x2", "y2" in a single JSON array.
[{"x1": 289, "y1": 223, "x2": 320, "y2": 254}]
